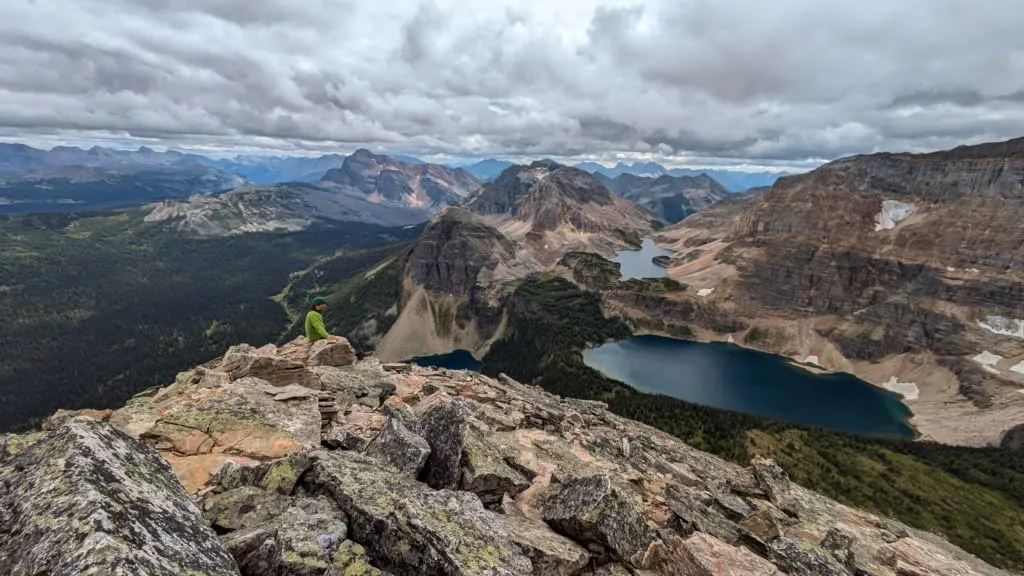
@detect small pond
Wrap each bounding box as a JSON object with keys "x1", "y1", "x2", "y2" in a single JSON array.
[
  {"x1": 614, "y1": 238, "x2": 674, "y2": 279},
  {"x1": 407, "y1": 349, "x2": 483, "y2": 371}
]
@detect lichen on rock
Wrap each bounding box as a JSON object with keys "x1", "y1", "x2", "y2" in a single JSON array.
[{"x1": 0, "y1": 417, "x2": 237, "y2": 575}]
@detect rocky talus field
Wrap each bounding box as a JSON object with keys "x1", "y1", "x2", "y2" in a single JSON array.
[{"x1": 0, "y1": 337, "x2": 1012, "y2": 575}]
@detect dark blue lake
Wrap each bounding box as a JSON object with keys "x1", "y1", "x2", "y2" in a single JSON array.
[
  {"x1": 614, "y1": 238, "x2": 673, "y2": 279},
  {"x1": 583, "y1": 335, "x2": 915, "y2": 438},
  {"x1": 408, "y1": 349, "x2": 482, "y2": 371}
]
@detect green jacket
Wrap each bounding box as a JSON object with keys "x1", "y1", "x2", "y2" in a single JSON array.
[{"x1": 305, "y1": 310, "x2": 330, "y2": 343}]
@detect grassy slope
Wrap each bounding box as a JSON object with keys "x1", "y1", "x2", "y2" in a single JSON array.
[{"x1": 482, "y1": 275, "x2": 1024, "y2": 572}]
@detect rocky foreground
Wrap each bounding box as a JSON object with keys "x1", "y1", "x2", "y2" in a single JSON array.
[{"x1": 0, "y1": 337, "x2": 1013, "y2": 575}]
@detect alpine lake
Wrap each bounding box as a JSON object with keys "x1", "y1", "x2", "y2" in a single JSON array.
[{"x1": 410, "y1": 238, "x2": 915, "y2": 438}]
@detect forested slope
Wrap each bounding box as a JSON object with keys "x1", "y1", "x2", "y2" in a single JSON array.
[{"x1": 0, "y1": 211, "x2": 418, "y2": 431}]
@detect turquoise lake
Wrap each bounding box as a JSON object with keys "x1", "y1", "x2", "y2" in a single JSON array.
[{"x1": 614, "y1": 238, "x2": 673, "y2": 279}]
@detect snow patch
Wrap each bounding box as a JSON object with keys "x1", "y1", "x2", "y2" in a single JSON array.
[
  {"x1": 978, "y1": 316, "x2": 1024, "y2": 339},
  {"x1": 882, "y1": 376, "x2": 920, "y2": 401},
  {"x1": 973, "y1": 351, "x2": 1005, "y2": 374},
  {"x1": 1011, "y1": 362, "x2": 1024, "y2": 376},
  {"x1": 804, "y1": 355, "x2": 820, "y2": 366},
  {"x1": 874, "y1": 200, "x2": 915, "y2": 231},
  {"x1": 697, "y1": 288, "x2": 715, "y2": 297},
  {"x1": 727, "y1": 334, "x2": 735, "y2": 344}
]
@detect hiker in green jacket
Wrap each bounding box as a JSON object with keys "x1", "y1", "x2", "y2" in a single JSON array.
[{"x1": 305, "y1": 296, "x2": 336, "y2": 343}]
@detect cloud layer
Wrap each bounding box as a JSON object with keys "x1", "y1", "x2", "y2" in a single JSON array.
[{"x1": 2, "y1": 0, "x2": 1024, "y2": 166}]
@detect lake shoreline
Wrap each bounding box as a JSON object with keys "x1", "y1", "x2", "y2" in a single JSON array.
[{"x1": 583, "y1": 333, "x2": 918, "y2": 439}]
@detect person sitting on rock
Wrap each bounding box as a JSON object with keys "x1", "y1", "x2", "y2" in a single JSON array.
[{"x1": 305, "y1": 296, "x2": 338, "y2": 344}]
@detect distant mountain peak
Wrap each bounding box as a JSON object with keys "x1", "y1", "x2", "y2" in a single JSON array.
[{"x1": 321, "y1": 150, "x2": 480, "y2": 209}]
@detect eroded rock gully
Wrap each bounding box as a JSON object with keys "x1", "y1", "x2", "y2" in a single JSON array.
[{"x1": 0, "y1": 338, "x2": 1013, "y2": 575}]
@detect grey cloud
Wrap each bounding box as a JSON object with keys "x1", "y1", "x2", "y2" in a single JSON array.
[
  {"x1": 887, "y1": 89, "x2": 986, "y2": 109},
  {"x1": 1, "y1": 0, "x2": 1024, "y2": 166}
]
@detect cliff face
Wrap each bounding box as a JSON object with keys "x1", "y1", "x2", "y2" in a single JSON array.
[
  {"x1": 373, "y1": 208, "x2": 515, "y2": 362},
  {"x1": 0, "y1": 339, "x2": 1010, "y2": 576},
  {"x1": 322, "y1": 149, "x2": 481, "y2": 208},
  {"x1": 654, "y1": 138, "x2": 1024, "y2": 447}
]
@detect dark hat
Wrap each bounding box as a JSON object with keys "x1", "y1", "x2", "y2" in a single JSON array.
[{"x1": 311, "y1": 296, "x2": 328, "y2": 306}]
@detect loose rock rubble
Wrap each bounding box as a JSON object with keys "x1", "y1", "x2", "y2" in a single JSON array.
[{"x1": 0, "y1": 339, "x2": 1015, "y2": 575}]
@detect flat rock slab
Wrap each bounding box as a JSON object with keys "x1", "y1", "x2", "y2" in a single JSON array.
[
  {"x1": 110, "y1": 376, "x2": 321, "y2": 493},
  {"x1": 635, "y1": 533, "x2": 779, "y2": 576},
  {"x1": 309, "y1": 450, "x2": 533, "y2": 575},
  {"x1": 0, "y1": 417, "x2": 238, "y2": 575}
]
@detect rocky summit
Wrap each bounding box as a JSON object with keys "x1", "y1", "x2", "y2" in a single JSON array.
[{"x1": 0, "y1": 337, "x2": 1011, "y2": 575}]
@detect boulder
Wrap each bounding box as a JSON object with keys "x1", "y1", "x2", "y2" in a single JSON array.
[
  {"x1": 308, "y1": 338, "x2": 357, "y2": 367},
  {"x1": 276, "y1": 510, "x2": 350, "y2": 574},
  {"x1": 323, "y1": 425, "x2": 369, "y2": 451},
  {"x1": 218, "y1": 344, "x2": 319, "y2": 389},
  {"x1": 502, "y1": 514, "x2": 590, "y2": 576},
  {"x1": 308, "y1": 450, "x2": 533, "y2": 575},
  {"x1": 418, "y1": 398, "x2": 472, "y2": 490},
  {"x1": 714, "y1": 491, "x2": 755, "y2": 521},
  {"x1": 261, "y1": 452, "x2": 314, "y2": 495},
  {"x1": 0, "y1": 417, "x2": 237, "y2": 575},
  {"x1": 364, "y1": 417, "x2": 431, "y2": 477},
  {"x1": 41, "y1": 407, "x2": 112, "y2": 430},
  {"x1": 382, "y1": 363, "x2": 412, "y2": 373},
  {"x1": 217, "y1": 503, "x2": 356, "y2": 575},
  {"x1": 541, "y1": 473, "x2": 654, "y2": 561},
  {"x1": 461, "y1": 429, "x2": 531, "y2": 507},
  {"x1": 279, "y1": 336, "x2": 313, "y2": 364},
  {"x1": 664, "y1": 485, "x2": 742, "y2": 544},
  {"x1": 770, "y1": 537, "x2": 851, "y2": 576},
  {"x1": 221, "y1": 524, "x2": 281, "y2": 574},
  {"x1": 739, "y1": 508, "x2": 783, "y2": 555},
  {"x1": 752, "y1": 457, "x2": 801, "y2": 516},
  {"x1": 213, "y1": 458, "x2": 270, "y2": 491},
  {"x1": 204, "y1": 486, "x2": 293, "y2": 531},
  {"x1": 634, "y1": 533, "x2": 779, "y2": 576},
  {"x1": 325, "y1": 540, "x2": 385, "y2": 575}
]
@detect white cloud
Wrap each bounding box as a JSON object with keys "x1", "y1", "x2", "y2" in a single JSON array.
[{"x1": 1, "y1": 0, "x2": 1023, "y2": 165}]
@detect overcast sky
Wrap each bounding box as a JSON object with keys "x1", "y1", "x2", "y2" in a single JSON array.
[{"x1": 2, "y1": 0, "x2": 1023, "y2": 168}]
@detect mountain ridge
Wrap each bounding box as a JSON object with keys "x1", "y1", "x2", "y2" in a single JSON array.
[{"x1": 652, "y1": 135, "x2": 1024, "y2": 448}]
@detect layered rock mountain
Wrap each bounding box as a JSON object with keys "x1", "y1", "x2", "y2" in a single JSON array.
[
  {"x1": 322, "y1": 149, "x2": 481, "y2": 209},
  {"x1": 144, "y1": 182, "x2": 430, "y2": 235},
  {"x1": 597, "y1": 172, "x2": 730, "y2": 223},
  {"x1": 464, "y1": 162, "x2": 654, "y2": 262},
  {"x1": 0, "y1": 338, "x2": 1009, "y2": 575},
  {"x1": 650, "y1": 137, "x2": 1024, "y2": 447},
  {"x1": 367, "y1": 163, "x2": 655, "y2": 361}
]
